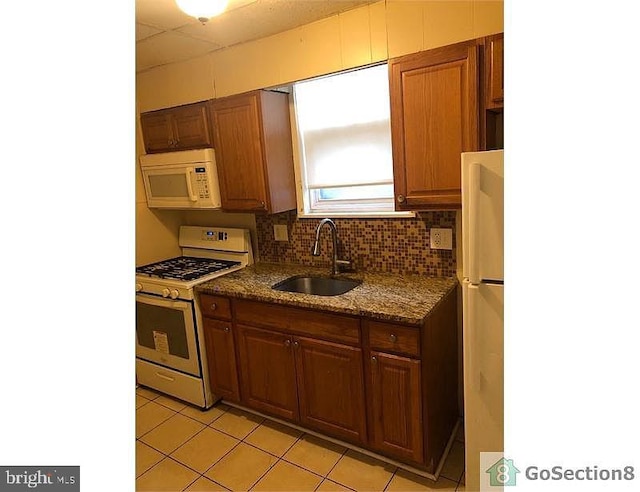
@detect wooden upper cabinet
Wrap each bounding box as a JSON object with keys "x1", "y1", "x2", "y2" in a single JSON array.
[
  {"x1": 140, "y1": 101, "x2": 212, "y2": 154},
  {"x1": 389, "y1": 40, "x2": 480, "y2": 209},
  {"x1": 209, "y1": 90, "x2": 296, "y2": 214},
  {"x1": 139, "y1": 112, "x2": 174, "y2": 153},
  {"x1": 485, "y1": 33, "x2": 504, "y2": 110},
  {"x1": 294, "y1": 336, "x2": 367, "y2": 446}
]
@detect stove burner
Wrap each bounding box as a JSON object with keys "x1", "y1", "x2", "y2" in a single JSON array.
[{"x1": 136, "y1": 256, "x2": 241, "y2": 281}]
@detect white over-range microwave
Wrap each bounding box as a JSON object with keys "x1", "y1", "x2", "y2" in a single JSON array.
[{"x1": 139, "y1": 149, "x2": 222, "y2": 209}]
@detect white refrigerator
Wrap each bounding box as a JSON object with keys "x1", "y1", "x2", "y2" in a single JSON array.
[{"x1": 461, "y1": 150, "x2": 504, "y2": 491}]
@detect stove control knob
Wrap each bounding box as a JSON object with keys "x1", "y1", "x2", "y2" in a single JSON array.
[
  {"x1": 170, "y1": 289, "x2": 179, "y2": 299},
  {"x1": 135, "y1": 283, "x2": 143, "y2": 292},
  {"x1": 161, "y1": 288, "x2": 170, "y2": 298}
]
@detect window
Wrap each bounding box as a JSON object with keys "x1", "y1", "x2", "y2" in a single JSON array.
[{"x1": 292, "y1": 65, "x2": 410, "y2": 217}]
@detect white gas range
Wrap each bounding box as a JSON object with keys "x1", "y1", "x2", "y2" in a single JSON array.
[{"x1": 135, "y1": 226, "x2": 253, "y2": 408}]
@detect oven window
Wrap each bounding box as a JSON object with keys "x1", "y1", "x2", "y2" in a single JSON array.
[
  {"x1": 148, "y1": 173, "x2": 188, "y2": 198},
  {"x1": 136, "y1": 302, "x2": 190, "y2": 359}
]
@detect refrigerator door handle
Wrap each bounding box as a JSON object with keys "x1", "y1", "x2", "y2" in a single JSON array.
[
  {"x1": 467, "y1": 284, "x2": 481, "y2": 391},
  {"x1": 468, "y1": 162, "x2": 481, "y2": 284}
]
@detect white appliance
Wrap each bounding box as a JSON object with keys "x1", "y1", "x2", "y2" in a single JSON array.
[
  {"x1": 461, "y1": 150, "x2": 504, "y2": 491},
  {"x1": 135, "y1": 226, "x2": 253, "y2": 408},
  {"x1": 140, "y1": 149, "x2": 222, "y2": 209}
]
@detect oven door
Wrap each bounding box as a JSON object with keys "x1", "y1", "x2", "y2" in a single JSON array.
[{"x1": 136, "y1": 293, "x2": 201, "y2": 377}]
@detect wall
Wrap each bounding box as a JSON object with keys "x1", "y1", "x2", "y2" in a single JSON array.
[
  {"x1": 257, "y1": 211, "x2": 456, "y2": 276},
  {"x1": 136, "y1": 0, "x2": 503, "y2": 111}
]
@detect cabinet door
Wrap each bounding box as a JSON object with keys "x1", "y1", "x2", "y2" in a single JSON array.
[
  {"x1": 140, "y1": 110, "x2": 174, "y2": 153},
  {"x1": 294, "y1": 337, "x2": 367, "y2": 445},
  {"x1": 390, "y1": 41, "x2": 479, "y2": 209},
  {"x1": 236, "y1": 324, "x2": 299, "y2": 421},
  {"x1": 210, "y1": 93, "x2": 270, "y2": 212},
  {"x1": 202, "y1": 318, "x2": 240, "y2": 402},
  {"x1": 369, "y1": 351, "x2": 424, "y2": 464},
  {"x1": 172, "y1": 103, "x2": 213, "y2": 150},
  {"x1": 485, "y1": 33, "x2": 504, "y2": 109}
]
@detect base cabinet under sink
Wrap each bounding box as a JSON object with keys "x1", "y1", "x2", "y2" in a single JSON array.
[
  {"x1": 236, "y1": 324, "x2": 300, "y2": 421},
  {"x1": 235, "y1": 324, "x2": 368, "y2": 446},
  {"x1": 294, "y1": 336, "x2": 367, "y2": 445}
]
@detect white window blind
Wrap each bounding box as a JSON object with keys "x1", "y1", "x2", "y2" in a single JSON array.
[{"x1": 294, "y1": 64, "x2": 394, "y2": 193}]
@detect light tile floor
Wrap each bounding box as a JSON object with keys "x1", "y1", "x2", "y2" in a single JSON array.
[{"x1": 136, "y1": 387, "x2": 466, "y2": 492}]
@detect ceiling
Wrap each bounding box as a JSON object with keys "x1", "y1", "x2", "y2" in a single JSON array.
[{"x1": 136, "y1": 0, "x2": 377, "y2": 72}]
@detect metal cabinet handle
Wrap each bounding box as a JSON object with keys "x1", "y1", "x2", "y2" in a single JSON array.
[
  {"x1": 397, "y1": 195, "x2": 406, "y2": 203},
  {"x1": 223, "y1": 326, "x2": 230, "y2": 333},
  {"x1": 284, "y1": 339, "x2": 291, "y2": 347},
  {"x1": 389, "y1": 334, "x2": 397, "y2": 343},
  {"x1": 293, "y1": 341, "x2": 299, "y2": 348},
  {"x1": 260, "y1": 201, "x2": 266, "y2": 209},
  {"x1": 371, "y1": 356, "x2": 377, "y2": 363},
  {"x1": 210, "y1": 303, "x2": 217, "y2": 311}
]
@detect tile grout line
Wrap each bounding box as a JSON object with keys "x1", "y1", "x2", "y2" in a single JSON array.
[
  {"x1": 138, "y1": 400, "x2": 230, "y2": 448},
  {"x1": 139, "y1": 401, "x2": 457, "y2": 491},
  {"x1": 382, "y1": 466, "x2": 399, "y2": 492},
  {"x1": 136, "y1": 403, "x2": 179, "y2": 440},
  {"x1": 199, "y1": 439, "x2": 243, "y2": 480},
  {"x1": 318, "y1": 446, "x2": 352, "y2": 490},
  {"x1": 137, "y1": 404, "x2": 238, "y2": 483}
]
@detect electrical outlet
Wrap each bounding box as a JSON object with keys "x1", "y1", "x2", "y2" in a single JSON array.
[
  {"x1": 430, "y1": 228, "x2": 453, "y2": 250},
  {"x1": 273, "y1": 224, "x2": 288, "y2": 242}
]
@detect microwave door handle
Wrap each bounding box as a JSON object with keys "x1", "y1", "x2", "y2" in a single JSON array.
[{"x1": 185, "y1": 169, "x2": 198, "y2": 202}]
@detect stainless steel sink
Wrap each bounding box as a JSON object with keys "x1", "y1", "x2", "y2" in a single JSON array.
[{"x1": 272, "y1": 276, "x2": 361, "y2": 296}]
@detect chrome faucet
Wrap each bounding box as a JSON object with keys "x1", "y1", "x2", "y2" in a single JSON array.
[{"x1": 311, "y1": 218, "x2": 351, "y2": 275}]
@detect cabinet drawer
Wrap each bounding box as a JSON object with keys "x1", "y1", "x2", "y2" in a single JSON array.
[
  {"x1": 234, "y1": 299, "x2": 360, "y2": 345},
  {"x1": 367, "y1": 321, "x2": 420, "y2": 358},
  {"x1": 199, "y1": 294, "x2": 231, "y2": 320}
]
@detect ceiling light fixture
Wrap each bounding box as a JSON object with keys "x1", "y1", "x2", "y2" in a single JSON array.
[{"x1": 175, "y1": 0, "x2": 229, "y2": 24}]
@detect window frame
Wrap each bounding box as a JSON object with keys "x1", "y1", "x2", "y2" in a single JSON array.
[{"x1": 289, "y1": 64, "x2": 415, "y2": 219}]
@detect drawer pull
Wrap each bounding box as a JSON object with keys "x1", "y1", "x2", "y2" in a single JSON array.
[
  {"x1": 223, "y1": 326, "x2": 230, "y2": 333},
  {"x1": 293, "y1": 340, "x2": 299, "y2": 348},
  {"x1": 210, "y1": 303, "x2": 217, "y2": 311},
  {"x1": 389, "y1": 334, "x2": 397, "y2": 343},
  {"x1": 284, "y1": 339, "x2": 291, "y2": 347},
  {"x1": 156, "y1": 372, "x2": 175, "y2": 382},
  {"x1": 371, "y1": 356, "x2": 377, "y2": 363}
]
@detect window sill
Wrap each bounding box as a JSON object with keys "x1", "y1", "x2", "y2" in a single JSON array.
[{"x1": 297, "y1": 211, "x2": 417, "y2": 219}]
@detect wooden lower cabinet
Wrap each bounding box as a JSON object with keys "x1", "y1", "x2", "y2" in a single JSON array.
[
  {"x1": 199, "y1": 292, "x2": 458, "y2": 473},
  {"x1": 295, "y1": 336, "x2": 367, "y2": 445},
  {"x1": 369, "y1": 351, "x2": 424, "y2": 464},
  {"x1": 202, "y1": 318, "x2": 240, "y2": 402},
  {"x1": 236, "y1": 324, "x2": 299, "y2": 421}
]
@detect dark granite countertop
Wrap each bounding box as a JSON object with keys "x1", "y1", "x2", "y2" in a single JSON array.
[{"x1": 195, "y1": 263, "x2": 457, "y2": 325}]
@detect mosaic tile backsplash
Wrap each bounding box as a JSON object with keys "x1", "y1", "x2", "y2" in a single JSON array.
[{"x1": 256, "y1": 211, "x2": 457, "y2": 277}]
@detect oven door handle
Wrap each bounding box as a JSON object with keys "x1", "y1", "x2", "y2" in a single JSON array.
[{"x1": 136, "y1": 293, "x2": 190, "y2": 310}]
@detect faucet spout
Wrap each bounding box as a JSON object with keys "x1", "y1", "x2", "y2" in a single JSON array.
[{"x1": 311, "y1": 218, "x2": 341, "y2": 275}]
